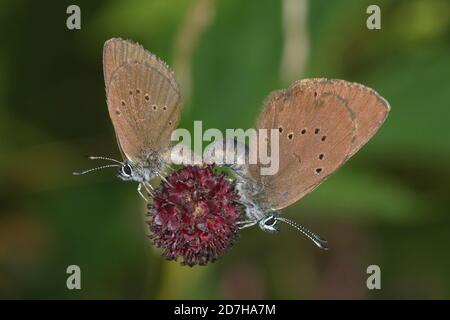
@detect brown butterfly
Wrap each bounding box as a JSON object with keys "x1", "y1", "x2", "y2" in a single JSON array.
[
  {"x1": 74, "y1": 38, "x2": 181, "y2": 200},
  {"x1": 209, "y1": 79, "x2": 390, "y2": 249}
]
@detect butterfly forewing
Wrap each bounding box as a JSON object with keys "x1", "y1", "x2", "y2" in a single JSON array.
[
  {"x1": 103, "y1": 38, "x2": 179, "y2": 95},
  {"x1": 249, "y1": 82, "x2": 357, "y2": 210},
  {"x1": 104, "y1": 39, "x2": 181, "y2": 162}
]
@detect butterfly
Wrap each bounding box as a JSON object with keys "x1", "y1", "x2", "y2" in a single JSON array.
[
  {"x1": 205, "y1": 79, "x2": 390, "y2": 249},
  {"x1": 74, "y1": 38, "x2": 182, "y2": 200}
]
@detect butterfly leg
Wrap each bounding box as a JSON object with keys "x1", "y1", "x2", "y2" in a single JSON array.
[
  {"x1": 156, "y1": 172, "x2": 173, "y2": 187},
  {"x1": 142, "y1": 182, "x2": 155, "y2": 198},
  {"x1": 165, "y1": 164, "x2": 175, "y2": 172},
  {"x1": 137, "y1": 183, "x2": 150, "y2": 202},
  {"x1": 237, "y1": 220, "x2": 258, "y2": 229}
]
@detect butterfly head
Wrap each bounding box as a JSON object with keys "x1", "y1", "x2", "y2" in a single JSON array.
[
  {"x1": 259, "y1": 213, "x2": 280, "y2": 234},
  {"x1": 73, "y1": 155, "x2": 158, "y2": 184},
  {"x1": 255, "y1": 209, "x2": 329, "y2": 250},
  {"x1": 116, "y1": 160, "x2": 162, "y2": 184},
  {"x1": 117, "y1": 162, "x2": 135, "y2": 181}
]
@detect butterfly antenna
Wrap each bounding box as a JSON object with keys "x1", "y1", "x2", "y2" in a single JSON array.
[
  {"x1": 73, "y1": 164, "x2": 121, "y2": 176},
  {"x1": 275, "y1": 216, "x2": 329, "y2": 250},
  {"x1": 86, "y1": 155, "x2": 124, "y2": 165}
]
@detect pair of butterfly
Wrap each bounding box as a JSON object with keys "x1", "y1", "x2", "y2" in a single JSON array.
[{"x1": 75, "y1": 38, "x2": 390, "y2": 250}]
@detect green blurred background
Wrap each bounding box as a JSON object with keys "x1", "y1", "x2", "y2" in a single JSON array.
[{"x1": 0, "y1": 0, "x2": 449, "y2": 299}]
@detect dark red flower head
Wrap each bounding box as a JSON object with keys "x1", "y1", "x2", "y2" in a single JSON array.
[{"x1": 147, "y1": 165, "x2": 243, "y2": 266}]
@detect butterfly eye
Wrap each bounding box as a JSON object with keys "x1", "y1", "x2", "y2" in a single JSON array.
[
  {"x1": 260, "y1": 215, "x2": 279, "y2": 233},
  {"x1": 263, "y1": 215, "x2": 276, "y2": 227},
  {"x1": 122, "y1": 164, "x2": 132, "y2": 176}
]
